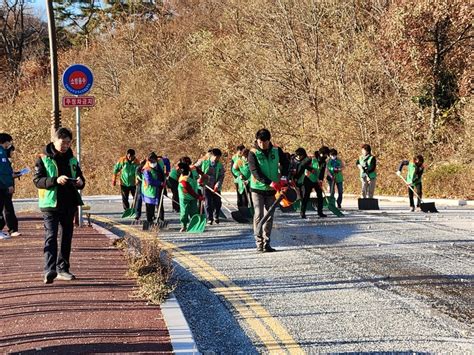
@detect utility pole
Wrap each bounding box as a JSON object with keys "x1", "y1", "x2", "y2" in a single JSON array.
[{"x1": 46, "y1": 0, "x2": 61, "y2": 139}]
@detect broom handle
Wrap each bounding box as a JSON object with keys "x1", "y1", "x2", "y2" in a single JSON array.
[
  {"x1": 204, "y1": 185, "x2": 239, "y2": 210},
  {"x1": 396, "y1": 173, "x2": 424, "y2": 202}
]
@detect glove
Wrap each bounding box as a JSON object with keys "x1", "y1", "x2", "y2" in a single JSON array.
[
  {"x1": 112, "y1": 179, "x2": 116, "y2": 187},
  {"x1": 270, "y1": 181, "x2": 282, "y2": 192},
  {"x1": 318, "y1": 180, "x2": 323, "y2": 188},
  {"x1": 396, "y1": 171, "x2": 401, "y2": 176},
  {"x1": 198, "y1": 195, "x2": 205, "y2": 202},
  {"x1": 280, "y1": 176, "x2": 288, "y2": 188},
  {"x1": 213, "y1": 184, "x2": 219, "y2": 192},
  {"x1": 198, "y1": 177, "x2": 204, "y2": 186},
  {"x1": 161, "y1": 181, "x2": 167, "y2": 187},
  {"x1": 361, "y1": 173, "x2": 367, "y2": 179}
]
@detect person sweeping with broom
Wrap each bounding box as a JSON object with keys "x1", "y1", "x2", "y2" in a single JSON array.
[
  {"x1": 397, "y1": 155, "x2": 425, "y2": 212},
  {"x1": 177, "y1": 160, "x2": 205, "y2": 232}
]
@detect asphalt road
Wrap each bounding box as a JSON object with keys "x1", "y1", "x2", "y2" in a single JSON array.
[{"x1": 13, "y1": 195, "x2": 474, "y2": 353}]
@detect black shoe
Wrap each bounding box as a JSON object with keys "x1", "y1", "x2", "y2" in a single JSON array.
[
  {"x1": 207, "y1": 220, "x2": 214, "y2": 225},
  {"x1": 318, "y1": 213, "x2": 327, "y2": 218},
  {"x1": 256, "y1": 246, "x2": 264, "y2": 252},
  {"x1": 215, "y1": 218, "x2": 220, "y2": 225},
  {"x1": 337, "y1": 204, "x2": 342, "y2": 209},
  {"x1": 263, "y1": 246, "x2": 276, "y2": 252},
  {"x1": 44, "y1": 270, "x2": 57, "y2": 284},
  {"x1": 300, "y1": 214, "x2": 307, "y2": 219}
]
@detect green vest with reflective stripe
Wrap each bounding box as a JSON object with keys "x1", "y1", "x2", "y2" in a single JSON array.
[
  {"x1": 406, "y1": 162, "x2": 421, "y2": 186},
  {"x1": 358, "y1": 155, "x2": 376, "y2": 179},
  {"x1": 178, "y1": 173, "x2": 199, "y2": 201},
  {"x1": 38, "y1": 155, "x2": 79, "y2": 209},
  {"x1": 327, "y1": 158, "x2": 344, "y2": 183},
  {"x1": 142, "y1": 167, "x2": 158, "y2": 199},
  {"x1": 201, "y1": 159, "x2": 223, "y2": 181},
  {"x1": 306, "y1": 158, "x2": 320, "y2": 183},
  {"x1": 250, "y1": 147, "x2": 279, "y2": 191}
]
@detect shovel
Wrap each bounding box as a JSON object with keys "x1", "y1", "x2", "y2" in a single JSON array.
[
  {"x1": 242, "y1": 182, "x2": 254, "y2": 219},
  {"x1": 396, "y1": 173, "x2": 438, "y2": 213},
  {"x1": 155, "y1": 187, "x2": 169, "y2": 230},
  {"x1": 188, "y1": 200, "x2": 207, "y2": 233},
  {"x1": 205, "y1": 185, "x2": 250, "y2": 223},
  {"x1": 322, "y1": 187, "x2": 344, "y2": 217},
  {"x1": 121, "y1": 187, "x2": 138, "y2": 218}
]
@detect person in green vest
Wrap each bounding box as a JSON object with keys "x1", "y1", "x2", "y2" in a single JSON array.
[
  {"x1": 33, "y1": 128, "x2": 85, "y2": 284},
  {"x1": 397, "y1": 155, "x2": 425, "y2": 211},
  {"x1": 291, "y1": 147, "x2": 311, "y2": 212},
  {"x1": 231, "y1": 145, "x2": 247, "y2": 208},
  {"x1": 300, "y1": 146, "x2": 330, "y2": 219},
  {"x1": 195, "y1": 148, "x2": 225, "y2": 225},
  {"x1": 327, "y1": 149, "x2": 344, "y2": 209},
  {"x1": 356, "y1": 144, "x2": 377, "y2": 199},
  {"x1": 177, "y1": 160, "x2": 204, "y2": 232},
  {"x1": 248, "y1": 128, "x2": 289, "y2": 252},
  {"x1": 112, "y1": 149, "x2": 140, "y2": 211},
  {"x1": 233, "y1": 148, "x2": 252, "y2": 208},
  {"x1": 142, "y1": 152, "x2": 166, "y2": 226}
]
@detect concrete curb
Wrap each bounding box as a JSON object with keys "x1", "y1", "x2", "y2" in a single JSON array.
[
  {"x1": 91, "y1": 223, "x2": 199, "y2": 354},
  {"x1": 14, "y1": 193, "x2": 473, "y2": 207},
  {"x1": 161, "y1": 293, "x2": 200, "y2": 354}
]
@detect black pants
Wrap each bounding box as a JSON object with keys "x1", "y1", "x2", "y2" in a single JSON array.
[
  {"x1": 408, "y1": 184, "x2": 422, "y2": 208},
  {"x1": 301, "y1": 178, "x2": 323, "y2": 216},
  {"x1": 120, "y1": 185, "x2": 136, "y2": 210},
  {"x1": 145, "y1": 188, "x2": 164, "y2": 223},
  {"x1": 168, "y1": 178, "x2": 180, "y2": 212},
  {"x1": 235, "y1": 183, "x2": 249, "y2": 208},
  {"x1": 204, "y1": 188, "x2": 222, "y2": 222},
  {"x1": 43, "y1": 208, "x2": 76, "y2": 274},
  {"x1": 0, "y1": 189, "x2": 17, "y2": 232}
]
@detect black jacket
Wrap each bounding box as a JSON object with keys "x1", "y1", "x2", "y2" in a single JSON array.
[
  {"x1": 248, "y1": 142, "x2": 289, "y2": 195},
  {"x1": 33, "y1": 143, "x2": 85, "y2": 212}
]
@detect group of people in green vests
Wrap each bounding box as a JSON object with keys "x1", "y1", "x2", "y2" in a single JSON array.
[
  {"x1": 111, "y1": 128, "x2": 426, "y2": 251},
  {"x1": 0, "y1": 126, "x2": 427, "y2": 284}
]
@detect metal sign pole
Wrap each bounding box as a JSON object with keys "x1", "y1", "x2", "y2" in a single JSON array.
[{"x1": 76, "y1": 104, "x2": 83, "y2": 227}]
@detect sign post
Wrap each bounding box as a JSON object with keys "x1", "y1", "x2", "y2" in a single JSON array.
[{"x1": 62, "y1": 64, "x2": 94, "y2": 227}]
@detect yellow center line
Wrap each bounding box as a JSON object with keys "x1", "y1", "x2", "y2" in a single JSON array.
[{"x1": 94, "y1": 216, "x2": 305, "y2": 354}]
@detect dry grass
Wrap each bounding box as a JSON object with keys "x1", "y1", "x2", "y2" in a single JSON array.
[{"x1": 114, "y1": 235, "x2": 175, "y2": 305}]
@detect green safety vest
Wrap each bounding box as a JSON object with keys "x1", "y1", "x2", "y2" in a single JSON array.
[
  {"x1": 358, "y1": 155, "x2": 377, "y2": 179},
  {"x1": 38, "y1": 155, "x2": 80, "y2": 209},
  {"x1": 201, "y1": 159, "x2": 223, "y2": 182},
  {"x1": 406, "y1": 162, "x2": 421, "y2": 186},
  {"x1": 306, "y1": 158, "x2": 320, "y2": 183},
  {"x1": 250, "y1": 147, "x2": 279, "y2": 191},
  {"x1": 169, "y1": 167, "x2": 179, "y2": 181},
  {"x1": 231, "y1": 154, "x2": 241, "y2": 183},
  {"x1": 142, "y1": 167, "x2": 158, "y2": 199},
  {"x1": 178, "y1": 173, "x2": 199, "y2": 201},
  {"x1": 327, "y1": 158, "x2": 344, "y2": 183},
  {"x1": 113, "y1": 157, "x2": 138, "y2": 187},
  {"x1": 295, "y1": 157, "x2": 311, "y2": 185}
]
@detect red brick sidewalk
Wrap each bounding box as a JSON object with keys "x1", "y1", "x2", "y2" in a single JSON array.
[{"x1": 0, "y1": 214, "x2": 172, "y2": 354}]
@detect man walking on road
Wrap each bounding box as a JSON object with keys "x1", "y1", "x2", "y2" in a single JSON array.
[
  {"x1": 248, "y1": 128, "x2": 289, "y2": 252},
  {"x1": 33, "y1": 128, "x2": 86, "y2": 284},
  {"x1": 113, "y1": 149, "x2": 139, "y2": 211}
]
